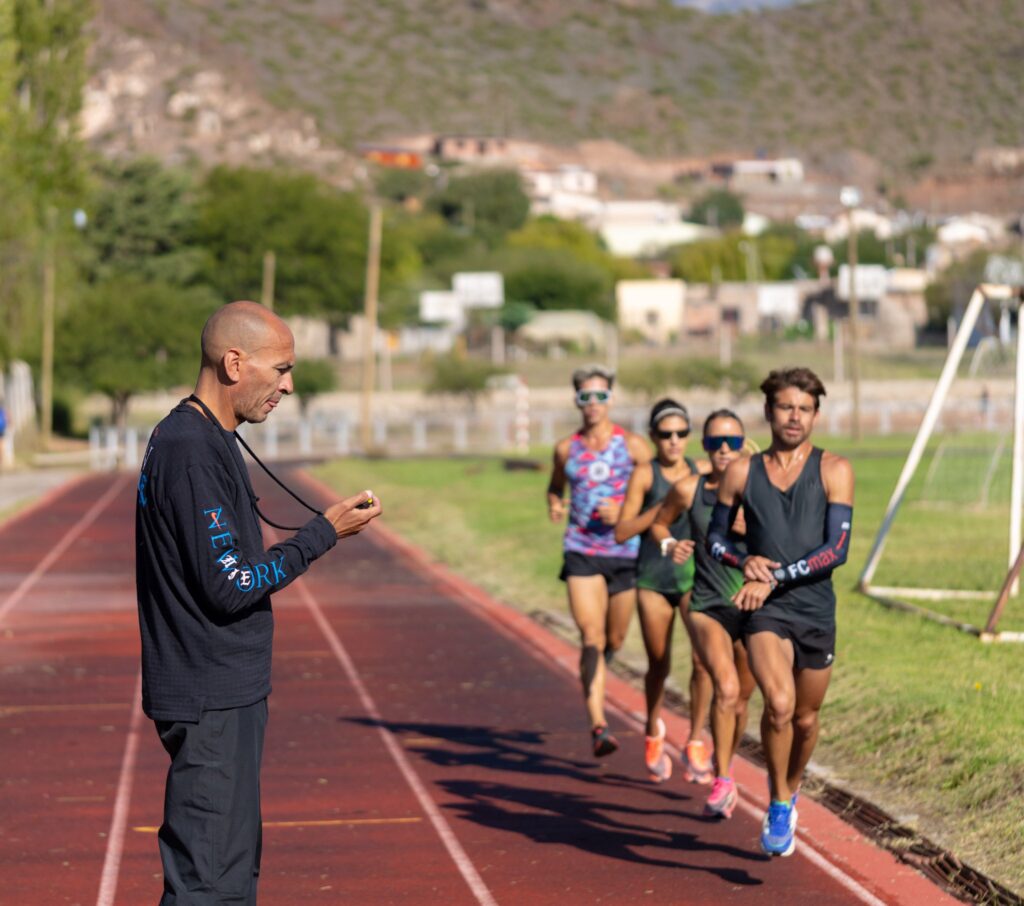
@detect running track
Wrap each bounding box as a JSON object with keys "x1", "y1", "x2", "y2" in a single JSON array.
[{"x1": 0, "y1": 469, "x2": 956, "y2": 905}]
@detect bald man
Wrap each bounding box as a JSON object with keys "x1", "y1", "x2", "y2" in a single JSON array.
[{"x1": 135, "y1": 301, "x2": 381, "y2": 904}]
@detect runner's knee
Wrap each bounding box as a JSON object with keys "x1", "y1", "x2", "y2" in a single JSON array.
[{"x1": 764, "y1": 690, "x2": 795, "y2": 725}]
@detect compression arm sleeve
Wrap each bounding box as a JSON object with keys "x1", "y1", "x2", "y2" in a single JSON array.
[
  {"x1": 772, "y1": 503, "x2": 853, "y2": 586},
  {"x1": 707, "y1": 501, "x2": 745, "y2": 568}
]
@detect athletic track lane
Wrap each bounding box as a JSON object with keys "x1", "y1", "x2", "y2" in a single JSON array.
[{"x1": 0, "y1": 470, "x2": 956, "y2": 905}]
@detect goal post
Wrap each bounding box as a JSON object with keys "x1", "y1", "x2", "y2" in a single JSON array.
[{"x1": 858, "y1": 283, "x2": 1024, "y2": 641}]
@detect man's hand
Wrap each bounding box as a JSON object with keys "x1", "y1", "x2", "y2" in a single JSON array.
[
  {"x1": 671, "y1": 539, "x2": 696, "y2": 564},
  {"x1": 597, "y1": 498, "x2": 621, "y2": 526},
  {"x1": 733, "y1": 580, "x2": 773, "y2": 611},
  {"x1": 322, "y1": 490, "x2": 381, "y2": 540},
  {"x1": 742, "y1": 554, "x2": 780, "y2": 583},
  {"x1": 548, "y1": 498, "x2": 565, "y2": 522}
]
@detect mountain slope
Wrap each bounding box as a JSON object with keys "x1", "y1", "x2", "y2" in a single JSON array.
[{"x1": 97, "y1": 0, "x2": 1024, "y2": 174}]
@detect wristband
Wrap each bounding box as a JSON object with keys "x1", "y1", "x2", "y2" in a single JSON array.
[{"x1": 660, "y1": 537, "x2": 676, "y2": 557}]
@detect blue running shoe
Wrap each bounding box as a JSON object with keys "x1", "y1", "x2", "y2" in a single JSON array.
[{"x1": 761, "y1": 800, "x2": 796, "y2": 856}]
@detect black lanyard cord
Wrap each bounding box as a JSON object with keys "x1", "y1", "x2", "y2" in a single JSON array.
[{"x1": 187, "y1": 394, "x2": 324, "y2": 531}]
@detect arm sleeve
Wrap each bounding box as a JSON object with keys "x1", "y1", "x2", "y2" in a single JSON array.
[
  {"x1": 772, "y1": 503, "x2": 853, "y2": 586},
  {"x1": 707, "y1": 501, "x2": 745, "y2": 568},
  {"x1": 169, "y1": 463, "x2": 338, "y2": 617}
]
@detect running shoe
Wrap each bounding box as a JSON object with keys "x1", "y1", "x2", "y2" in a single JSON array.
[
  {"x1": 760, "y1": 800, "x2": 797, "y2": 857},
  {"x1": 682, "y1": 739, "x2": 713, "y2": 785},
  {"x1": 644, "y1": 718, "x2": 673, "y2": 783},
  {"x1": 703, "y1": 777, "x2": 737, "y2": 818},
  {"x1": 591, "y1": 723, "x2": 619, "y2": 758}
]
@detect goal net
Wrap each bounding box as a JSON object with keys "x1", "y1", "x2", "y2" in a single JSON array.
[{"x1": 859, "y1": 284, "x2": 1024, "y2": 641}]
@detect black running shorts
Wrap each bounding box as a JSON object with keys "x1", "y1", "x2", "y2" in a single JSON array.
[
  {"x1": 692, "y1": 604, "x2": 749, "y2": 643},
  {"x1": 560, "y1": 551, "x2": 637, "y2": 597},
  {"x1": 745, "y1": 609, "x2": 835, "y2": 671}
]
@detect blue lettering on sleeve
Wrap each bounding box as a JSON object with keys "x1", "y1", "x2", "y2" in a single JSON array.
[
  {"x1": 253, "y1": 562, "x2": 271, "y2": 588},
  {"x1": 270, "y1": 558, "x2": 287, "y2": 584},
  {"x1": 137, "y1": 474, "x2": 148, "y2": 507},
  {"x1": 210, "y1": 531, "x2": 233, "y2": 550}
]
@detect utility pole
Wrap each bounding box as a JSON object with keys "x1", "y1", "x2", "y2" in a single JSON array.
[
  {"x1": 261, "y1": 250, "x2": 276, "y2": 311},
  {"x1": 841, "y1": 186, "x2": 862, "y2": 442},
  {"x1": 40, "y1": 206, "x2": 56, "y2": 448},
  {"x1": 359, "y1": 202, "x2": 383, "y2": 453}
]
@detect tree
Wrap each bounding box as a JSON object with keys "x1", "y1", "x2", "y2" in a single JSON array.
[
  {"x1": 291, "y1": 359, "x2": 337, "y2": 415},
  {"x1": 689, "y1": 189, "x2": 744, "y2": 229},
  {"x1": 85, "y1": 157, "x2": 208, "y2": 286},
  {"x1": 428, "y1": 169, "x2": 530, "y2": 242},
  {"x1": 425, "y1": 353, "x2": 505, "y2": 408},
  {"x1": 196, "y1": 167, "x2": 420, "y2": 328},
  {"x1": 56, "y1": 275, "x2": 218, "y2": 428},
  {"x1": 501, "y1": 247, "x2": 615, "y2": 319}
]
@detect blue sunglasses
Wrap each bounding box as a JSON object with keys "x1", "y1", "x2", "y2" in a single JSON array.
[{"x1": 702, "y1": 435, "x2": 744, "y2": 452}]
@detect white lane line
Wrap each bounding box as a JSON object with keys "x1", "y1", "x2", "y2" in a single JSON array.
[
  {"x1": 0, "y1": 474, "x2": 131, "y2": 626},
  {"x1": 95, "y1": 671, "x2": 145, "y2": 906},
  {"x1": 436, "y1": 590, "x2": 889, "y2": 906},
  {"x1": 292, "y1": 576, "x2": 499, "y2": 906}
]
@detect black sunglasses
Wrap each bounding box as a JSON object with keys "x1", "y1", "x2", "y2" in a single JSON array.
[
  {"x1": 703, "y1": 435, "x2": 744, "y2": 452},
  {"x1": 656, "y1": 428, "x2": 690, "y2": 440}
]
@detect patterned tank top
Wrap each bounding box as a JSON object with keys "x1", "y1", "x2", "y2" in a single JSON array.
[{"x1": 564, "y1": 425, "x2": 639, "y2": 558}]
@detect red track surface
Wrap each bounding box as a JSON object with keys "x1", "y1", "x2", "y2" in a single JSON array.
[{"x1": 0, "y1": 469, "x2": 956, "y2": 905}]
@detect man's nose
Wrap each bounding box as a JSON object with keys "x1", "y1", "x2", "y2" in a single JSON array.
[{"x1": 280, "y1": 373, "x2": 294, "y2": 395}]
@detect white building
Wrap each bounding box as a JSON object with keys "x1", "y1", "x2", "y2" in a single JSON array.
[{"x1": 616, "y1": 280, "x2": 686, "y2": 345}]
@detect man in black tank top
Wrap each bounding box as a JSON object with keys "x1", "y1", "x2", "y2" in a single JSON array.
[{"x1": 707, "y1": 367, "x2": 854, "y2": 859}]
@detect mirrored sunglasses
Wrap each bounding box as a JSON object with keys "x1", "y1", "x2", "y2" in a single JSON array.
[
  {"x1": 656, "y1": 428, "x2": 690, "y2": 440},
  {"x1": 576, "y1": 389, "x2": 611, "y2": 406},
  {"x1": 703, "y1": 435, "x2": 745, "y2": 452}
]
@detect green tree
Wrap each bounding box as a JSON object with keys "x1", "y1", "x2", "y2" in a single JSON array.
[
  {"x1": 501, "y1": 247, "x2": 614, "y2": 319},
  {"x1": 689, "y1": 189, "x2": 744, "y2": 229},
  {"x1": 428, "y1": 169, "x2": 530, "y2": 242},
  {"x1": 425, "y1": 353, "x2": 505, "y2": 408},
  {"x1": 507, "y1": 216, "x2": 647, "y2": 281},
  {"x1": 291, "y1": 358, "x2": 337, "y2": 414},
  {"x1": 56, "y1": 275, "x2": 218, "y2": 427},
  {"x1": 85, "y1": 157, "x2": 208, "y2": 286},
  {"x1": 197, "y1": 167, "x2": 420, "y2": 328}
]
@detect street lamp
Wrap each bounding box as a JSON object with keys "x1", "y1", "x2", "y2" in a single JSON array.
[{"x1": 840, "y1": 186, "x2": 862, "y2": 441}]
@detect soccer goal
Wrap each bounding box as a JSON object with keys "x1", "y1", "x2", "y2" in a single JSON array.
[{"x1": 858, "y1": 282, "x2": 1024, "y2": 642}]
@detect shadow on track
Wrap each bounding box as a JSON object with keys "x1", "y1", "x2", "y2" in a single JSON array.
[{"x1": 343, "y1": 717, "x2": 767, "y2": 885}]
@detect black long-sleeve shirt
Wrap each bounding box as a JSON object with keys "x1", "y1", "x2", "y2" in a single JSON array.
[{"x1": 135, "y1": 401, "x2": 337, "y2": 721}]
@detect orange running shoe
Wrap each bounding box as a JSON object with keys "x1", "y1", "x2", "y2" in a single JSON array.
[
  {"x1": 682, "y1": 739, "x2": 713, "y2": 785},
  {"x1": 644, "y1": 718, "x2": 673, "y2": 783}
]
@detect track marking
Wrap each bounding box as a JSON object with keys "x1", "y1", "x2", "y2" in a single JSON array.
[
  {"x1": 426, "y1": 576, "x2": 890, "y2": 906},
  {"x1": 0, "y1": 702, "x2": 126, "y2": 716},
  {"x1": 0, "y1": 474, "x2": 130, "y2": 627},
  {"x1": 95, "y1": 671, "x2": 144, "y2": 906},
  {"x1": 132, "y1": 817, "x2": 423, "y2": 833},
  {"x1": 290, "y1": 575, "x2": 499, "y2": 906}
]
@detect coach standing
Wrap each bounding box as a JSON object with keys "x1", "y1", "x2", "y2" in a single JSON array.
[{"x1": 135, "y1": 300, "x2": 381, "y2": 904}]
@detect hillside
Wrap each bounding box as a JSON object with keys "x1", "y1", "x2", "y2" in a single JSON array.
[{"x1": 94, "y1": 0, "x2": 1024, "y2": 180}]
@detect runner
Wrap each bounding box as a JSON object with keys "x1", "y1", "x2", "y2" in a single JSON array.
[
  {"x1": 708, "y1": 367, "x2": 854, "y2": 856},
  {"x1": 547, "y1": 364, "x2": 651, "y2": 758},
  {"x1": 614, "y1": 399, "x2": 712, "y2": 784},
  {"x1": 651, "y1": 409, "x2": 756, "y2": 819}
]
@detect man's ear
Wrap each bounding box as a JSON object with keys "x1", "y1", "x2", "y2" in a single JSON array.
[{"x1": 223, "y1": 348, "x2": 243, "y2": 383}]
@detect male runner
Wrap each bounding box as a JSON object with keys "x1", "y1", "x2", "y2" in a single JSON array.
[
  {"x1": 652, "y1": 409, "x2": 755, "y2": 818},
  {"x1": 547, "y1": 364, "x2": 651, "y2": 757},
  {"x1": 615, "y1": 399, "x2": 713, "y2": 784},
  {"x1": 708, "y1": 367, "x2": 854, "y2": 856},
  {"x1": 136, "y1": 301, "x2": 382, "y2": 902}
]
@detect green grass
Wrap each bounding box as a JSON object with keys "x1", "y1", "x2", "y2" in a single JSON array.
[{"x1": 313, "y1": 441, "x2": 1024, "y2": 893}]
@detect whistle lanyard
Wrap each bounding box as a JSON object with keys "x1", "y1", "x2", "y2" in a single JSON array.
[{"x1": 187, "y1": 394, "x2": 323, "y2": 532}]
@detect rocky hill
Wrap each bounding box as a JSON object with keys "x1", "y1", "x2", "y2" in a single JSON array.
[{"x1": 89, "y1": 0, "x2": 1024, "y2": 191}]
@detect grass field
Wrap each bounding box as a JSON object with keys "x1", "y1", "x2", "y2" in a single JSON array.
[{"x1": 314, "y1": 436, "x2": 1024, "y2": 894}]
